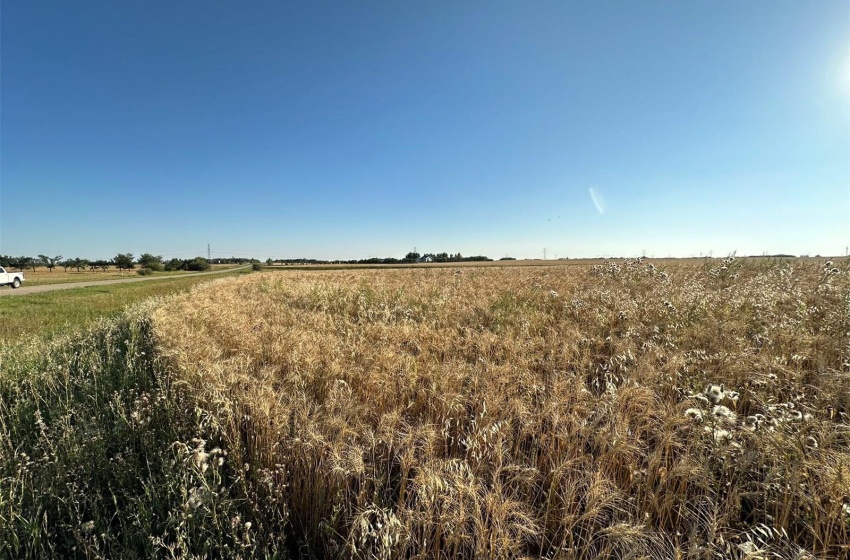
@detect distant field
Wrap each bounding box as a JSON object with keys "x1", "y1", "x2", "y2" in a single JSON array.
[
  {"x1": 267, "y1": 258, "x2": 648, "y2": 270},
  {"x1": 2, "y1": 258, "x2": 848, "y2": 558},
  {"x1": 7, "y1": 263, "x2": 238, "y2": 287},
  {"x1": 264, "y1": 256, "x2": 825, "y2": 272}
]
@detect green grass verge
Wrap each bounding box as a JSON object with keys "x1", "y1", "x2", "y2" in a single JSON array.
[
  {"x1": 0, "y1": 270, "x2": 250, "y2": 344},
  {"x1": 0, "y1": 304, "x2": 290, "y2": 559}
]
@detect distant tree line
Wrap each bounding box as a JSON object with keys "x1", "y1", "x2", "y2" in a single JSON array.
[
  {"x1": 400, "y1": 252, "x2": 492, "y2": 263},
  {"x1": 1, "y1": 250, "x2": 497, "y2": 272},
  {"x1": 209, "y1": 257, "x2": 258, "y2": 265},
  {"x1": 268, "y1": 252, "x2": 494, "y2": 265},
  {"x1": 130, "y1": 254, "x2": 213, "y2": 272},
  {"x1": 0, "y1": 254, "x2": 213, "y2": 273}
]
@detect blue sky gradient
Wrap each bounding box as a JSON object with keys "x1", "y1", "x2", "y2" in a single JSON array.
[{"x1": 2, "y1": 1, "x2": 848, "y2": 260}]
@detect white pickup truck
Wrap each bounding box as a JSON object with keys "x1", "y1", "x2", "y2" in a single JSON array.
[{"x1": 0, "y1": 267, "x2": 25, "y2": 288}]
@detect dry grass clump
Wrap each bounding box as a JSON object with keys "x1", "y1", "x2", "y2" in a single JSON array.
[{"x1": 151, "y1": 259, "x2": 850, "y2": 559}]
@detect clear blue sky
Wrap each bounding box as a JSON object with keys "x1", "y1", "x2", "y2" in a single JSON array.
[{"x1": 2, "y1": 1, "x2": 848, "y2": 260}]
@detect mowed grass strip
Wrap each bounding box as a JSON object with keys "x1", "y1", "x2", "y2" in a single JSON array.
[{"x1": 0, "y1": 269, "x2": 251, "y2": 343}]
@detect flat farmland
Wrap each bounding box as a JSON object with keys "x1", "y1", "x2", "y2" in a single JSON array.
[
  {"x1": 265, "y1": 257, "x2": 714, "y2": 271},
  {"x1": 2, "y1": 259, "x2": 848, "y2": 558}
]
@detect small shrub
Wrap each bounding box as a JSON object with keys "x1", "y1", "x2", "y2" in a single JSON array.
[
  {"x1": 137, "y1": 267, "x2": 154, "y2": 276},
  {"x1": 252, "y1": 263, "x2": 264, "y2": 271}
]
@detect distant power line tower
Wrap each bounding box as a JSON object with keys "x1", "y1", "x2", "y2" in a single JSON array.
[
  {"x1": 208, "y1": 244, "x2": 210, "y2": 260},
  {"x1": 543, "y1": 248, "x2": 548, "y2": 260}
]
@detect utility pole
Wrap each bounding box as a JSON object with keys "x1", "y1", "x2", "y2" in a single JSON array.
[
  {"x1": 207, "y1": 244, "x2": 210, "y2": 260},
  {"x1": 543, "y1": 248, "x2": 547, "y2": 260}
]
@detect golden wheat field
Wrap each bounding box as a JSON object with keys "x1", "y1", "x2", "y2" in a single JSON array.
[{"x1": 140, "y1": 259, "x2": 849, "y2": 559}]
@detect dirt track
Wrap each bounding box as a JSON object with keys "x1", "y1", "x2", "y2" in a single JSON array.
[{"x1": 0, "y1": 266, "x2": 250, "y2": 297}]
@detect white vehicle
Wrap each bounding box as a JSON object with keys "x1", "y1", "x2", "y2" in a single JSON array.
[{"x1": 0, "y1": 267, "x2": 25, "y2": 288}]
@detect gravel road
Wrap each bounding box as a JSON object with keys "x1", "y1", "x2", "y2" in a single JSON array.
[{"x1": 0, "y1": 266, "x2": 250, "y2": 297}]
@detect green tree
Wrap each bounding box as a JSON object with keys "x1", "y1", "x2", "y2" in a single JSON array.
[
  {"x1": 114, "y1": 253, "x2": 135, "y2": 270},
  {"x1": 16, "y1": 256, "x2": 34, "y2": 272},
  {"x1": 186, "y1": 257, "x2": 210, "y2": 271},
  {"x1": 138, "y1": 254, "x2": 164, "y2": 271},
  {"x1": 165, "y1": 258, "x2": 184, "y2": 272},
  {"x1": 39, "y1": 254, "x2": 63, "y2": 271},
  {"x1": 71, "y1": 258, "x2": 89, "y2": 272}
]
